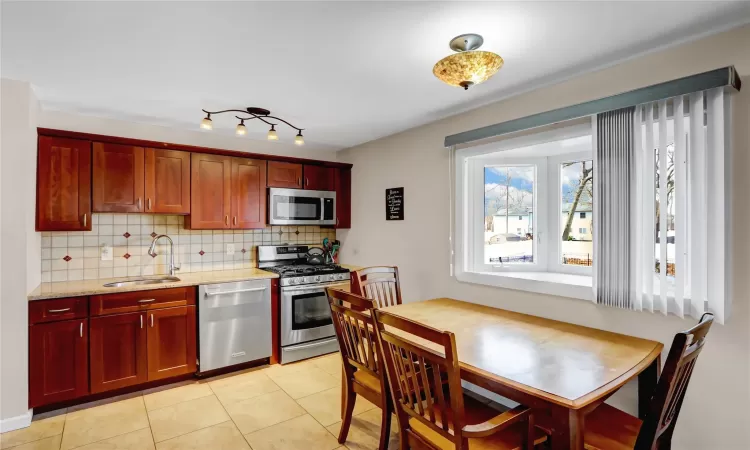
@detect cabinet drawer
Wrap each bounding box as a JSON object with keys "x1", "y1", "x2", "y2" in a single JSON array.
[
  {"x1": 90, "y1": 287, "x2": 196, "y2": 316},
  {"x1": 29, "y1": 297, "x2": 88, "y2": 324}
]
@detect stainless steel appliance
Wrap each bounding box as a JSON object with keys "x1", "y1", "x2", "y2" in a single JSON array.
[
  {"x1": 198, "y1": 280, "x2": 272, "y2": 373},
  {"x1": 268, "y1": 188, "x2": 336, "y2": 226},
  {"x1": 258, "y1": 244, "x2": 350, "y2": 364}
]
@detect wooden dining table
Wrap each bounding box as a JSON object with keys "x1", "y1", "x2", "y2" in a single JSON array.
[{"x1": 382, "y1": 298, "x2": 664, "y2": 450}]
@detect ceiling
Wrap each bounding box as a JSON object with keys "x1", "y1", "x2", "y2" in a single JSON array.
[{"x1": 2, "y1": 1, "x2": 749, "y2": 151}]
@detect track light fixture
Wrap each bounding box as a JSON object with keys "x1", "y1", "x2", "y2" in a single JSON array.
[{"x1": 199, "y1": 107, "x2": 304, "y2": 143}]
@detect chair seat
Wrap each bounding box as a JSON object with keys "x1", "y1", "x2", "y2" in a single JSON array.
[
  {"x1": 584, "y1": 403, "x2": 643, "y2": 450},
  {"x1": 409, "y1": 393, "x2": 547, "y2": 450},
  {"x1": 353, "y1": 369, "x2": 382, "y2": 393}
]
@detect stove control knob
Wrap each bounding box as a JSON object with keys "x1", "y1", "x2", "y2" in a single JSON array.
[{"x1": 314, "y1": 275, "x2": 321, "y2": 282}]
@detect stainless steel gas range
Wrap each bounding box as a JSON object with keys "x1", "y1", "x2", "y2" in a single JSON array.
[{"x1": 258, "y1": 244, "x2": 350, "y2": 364}]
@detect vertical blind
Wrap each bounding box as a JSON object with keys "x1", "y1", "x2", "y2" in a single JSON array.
[{"x1": 631, "y1": 87, "x2": 730, "y2": 323}]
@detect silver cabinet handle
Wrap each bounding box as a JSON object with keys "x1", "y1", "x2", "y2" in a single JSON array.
[
  {"x1": 138, "y1": 198, "x2": 142, "y2": 210},
  {"x1": 204, "y1": 287, "x2": 267, "y2": 296},
  {"x1": 305, "y1": 177, "x2": 309, "y2": 187},
  {"x1": 225, "y1": 215, "x2": 229, "y2": 226},
  {"x1": 150, "y1": 314, "x2": 154, "y2": 327},
  {"x1": 48, "y1": 308, "x2": 71, "y2": 313},
  {"x1": 148, "y1": 198, "x2": 152, "y2": 210},
  {"x1": 80, "y1": 322, "x2": 83, "y2": 337},
  {"x1": 140, "y1": 314, "x2": 143, "y2": 328},
  {"x1": 138, "y1": 299, "x2": 156, "y2": 303},
  {"x1": 83, "y1": 214, "x2": 87, "y2": 227},
  {"x1": 233, "y1": 216, "x2": 237, "y2": 226}
]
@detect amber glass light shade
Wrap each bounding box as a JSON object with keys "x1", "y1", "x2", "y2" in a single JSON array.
[
  {"x1": 433, "y1": 51, "x2": 504, "y2": 90},
  {"x1": 267, "y1": 126, "x2": 279, "y2": 141}
]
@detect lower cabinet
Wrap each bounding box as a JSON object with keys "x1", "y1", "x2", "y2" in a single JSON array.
[
  {"x1": 29, "y1": 319, "x2": 89, "y2": 408},
  {"x1": 89, "y1": 312, "x2": 148, "y2": 394},
  {"x1": 147, "y1": 306, "x2": 197, "y2": 381},
  {"x1": 90, "y1": 306, "x2": 197, "y2": 393}
]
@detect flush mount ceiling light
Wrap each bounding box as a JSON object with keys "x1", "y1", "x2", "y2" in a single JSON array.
[
  {"x1": 199, "y1": 107, "x2": 304, "y2": 145},
  {"x1": 433, "y1": 34, "x2": 503, "y2": 90}
]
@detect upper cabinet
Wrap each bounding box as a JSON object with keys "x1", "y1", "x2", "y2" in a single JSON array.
[
  {"x1": 93, "y1": 144, "x2": 190, "y2": 214},
  {"x1": 36, "y1": 136, "x2": 92, "y2": 231},
  {"x1": 267, "y1": 161, "x2": 303, "y2": 188},
  {"x1": 232, "y1": 158, "x2": 267, "y2": 229},
  {"x1": 144, "y1": 148, "x2": 190, "y2": 214},
  {"x1": 334, "y1": 168, "x2": 352, "y2": 229},
  {"x1": 187, "y1": 153, "x2": 232, "y2": 229},
  {"x1": 303, "y1": 165, "x2": 335, "y2": 191},
  {"x1": 93, "y1": 143, "x2": 145, "y2": 213}
]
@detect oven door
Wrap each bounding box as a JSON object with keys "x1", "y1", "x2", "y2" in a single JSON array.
[
  {"x1": 269, "y1": 188, "x2": 336, "y2": 225},
  {"x1": 280, "y1": 281, "x2": 347, "y2": 347}
]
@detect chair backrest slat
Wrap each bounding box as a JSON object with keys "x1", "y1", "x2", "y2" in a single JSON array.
[
  {"x1": 352, "y1": 266, "x2": 403, "y2": 308},
  {"x1": 373, "y1": 309, "x2": 466, "y2": 447},
  {"x1": 326, "y1": 288, "x2": 382, "y2": 381},
  {"x1": 635, "y1": 313, "x2": 714, "y2": 450}
]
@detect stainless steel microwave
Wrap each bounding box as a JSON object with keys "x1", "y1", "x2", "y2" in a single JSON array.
[{"x1": 268, "y1": 188, "x2": 336, "y2": 225}]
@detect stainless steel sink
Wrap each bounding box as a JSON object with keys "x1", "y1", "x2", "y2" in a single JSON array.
[{"x1": 103, "y1": 276, "x2": 180, "y2": 288}]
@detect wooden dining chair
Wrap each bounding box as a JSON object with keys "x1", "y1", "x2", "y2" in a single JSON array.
[
  {"x1": 352, "y1": 266, "x2": 403, "y2": 308},
  {"x1": 372, "y1": 309, "x2": 548, "y2": 450},
  {"x1": 326, "y1": 287, "x2": 393, "y2": 450},
  {"x1": 583, "y1": 313, "x2": 715, "y2": 450}
]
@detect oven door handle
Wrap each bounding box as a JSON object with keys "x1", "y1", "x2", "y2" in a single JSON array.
[
  {"x1": 284, "y1": 337, "x2": 338, "y2": 352},
  {"x1": 281, "y1": 281, "x2": 349, "y2": 292}
]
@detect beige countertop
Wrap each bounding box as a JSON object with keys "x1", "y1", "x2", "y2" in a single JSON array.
[
  {"x1": 28, "y1": 269, "x2": 279, "y2": 301},
  {"x1": 28, "y1": 264, "x2": 365, "y2": 301}
]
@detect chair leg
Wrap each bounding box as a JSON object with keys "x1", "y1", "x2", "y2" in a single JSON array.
[
  {"x1": 378, "y1": 406, "x2": 392, "y2": 450},
  {"x1": 338, "y1": 380, "x2": 357, "y2": 444},
  {"x1": 526, "y1": 414, "x2": 535, "y2": 450}
]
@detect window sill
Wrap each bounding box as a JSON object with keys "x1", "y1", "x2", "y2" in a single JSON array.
[{"x1": 455, "y1": 270, "x2": 594, "y2": 302}]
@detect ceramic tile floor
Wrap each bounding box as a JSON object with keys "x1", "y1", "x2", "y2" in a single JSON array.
[{"x1": 0, "y1": 353, "x2": 399, "y2": 450}]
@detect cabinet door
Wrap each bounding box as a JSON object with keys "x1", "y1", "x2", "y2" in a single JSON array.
[
  {"x1": 147, "y1": 306, "x2": 196, "y2": 381},
  {"x1": 90, "y1": 312, "x2": 147, "y2": 393},
  {"x1": 93, "y1": 143, "x2": 145, "y2": 213},
  {"x1": 303, "y1": 165, "x2": 335, "y2": 191},
  {"x1": 29, "y1": 319, "x2": 88, "y2": 407},
  {"x1": 232, "y1": 158, "x2": 267, "y2": 229},
  {"x1": 267, "y1": 161, "x2": 302, "y2": 188},
  {"x1": 334, "y1": 168, "x2": 351, "y2": 228},
  {"x1": 36, "y1": 136, "x2": 92, "y2": 231},
  {"x1": 187, "y1": 153, "x2": 231, "y2": 229},
  {"x1": 144, "y1": 148, "x2": 190, "y2": 214}
]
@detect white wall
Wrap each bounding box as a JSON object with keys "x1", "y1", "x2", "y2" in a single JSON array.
[
  {"x1": 338, "y1": 25, "x2": 750, "y2": 449},
  {"x1": 39, "y1": 110, "x2": 339, "y2": 163},
  {"x1": 0, "y1": 78, "x2": 40, "y2": 424}
]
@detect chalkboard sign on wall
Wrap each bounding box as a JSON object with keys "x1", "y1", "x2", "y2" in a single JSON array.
[{"x1": 386, "y1": 187, "x2": 404, "y2": 221}]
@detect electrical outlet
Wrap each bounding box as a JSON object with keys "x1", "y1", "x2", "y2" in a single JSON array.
[
  {"x1": 226, "y1": 243, "x2": 235, "y2": 255},
  {"x1": 101, "y1": 244, "x2": 113, "y2": 261}
]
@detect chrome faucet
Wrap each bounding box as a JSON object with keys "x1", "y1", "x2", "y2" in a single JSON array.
[{"x1": 147, "y1": 235, "x2": 180, "y2": 276}]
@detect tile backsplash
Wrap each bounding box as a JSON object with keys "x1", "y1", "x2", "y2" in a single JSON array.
[{"x1": 40, "y1": 214, "x2": 336, "y2": 282}]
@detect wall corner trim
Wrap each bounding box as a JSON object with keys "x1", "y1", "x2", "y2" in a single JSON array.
[{"x1": 0, "y1": 409, "x2": 32, "y2": 433}]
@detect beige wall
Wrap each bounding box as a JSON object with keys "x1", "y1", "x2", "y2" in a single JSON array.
[
  {"x1": 1, "y1": 78, "x2": 40, "y2": 423},
  {"x1": 338, "y1": 25, "x2": 750, "y2": 449}
]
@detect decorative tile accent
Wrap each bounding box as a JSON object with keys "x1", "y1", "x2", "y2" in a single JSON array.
[
  {"x1": 39, "y1": 214, "x2": 337, "y2": 281},
  {"x1": 63, "y1": 255, "x2": 72, "y2": 262}
]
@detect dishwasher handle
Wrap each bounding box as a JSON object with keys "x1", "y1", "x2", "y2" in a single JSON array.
[{"x1": 204, "y1": 287, "x2": 267, "y2": 297}]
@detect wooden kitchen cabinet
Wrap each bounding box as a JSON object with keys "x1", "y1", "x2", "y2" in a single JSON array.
[
  {"x1": 187, "y1": 153, "x2": 232, "y2": 229},
  {"x1": 93, "y1": 143, "x2": 145, "y2": 213},
  {"x1": 232, "y1": 158, "x2": 267, "y2": 229},
  {"x1": 334, "y1": 167, "x2": 352, "y2": 228},
  {"x1": 29, "y1": 318, "x2": 89, "y2": 407},
  {"x1": 303, "y1": 165, "x2": 335, "y2": 191},
  {"x1": 267, "y1": 161, "x2": 303, "y2": 188},
  {"x1": 89, "y1": 312, "x2": 148, "y2": 394},
  {"x1": 144, "y1": 148, "x2": 190, "y2": 214},
  {"x1": 146, "y1": 306, "x2": 197, "y2": 381},
  {"x1": 36, "y1": 136, "x2": 92, "y2": 231}
]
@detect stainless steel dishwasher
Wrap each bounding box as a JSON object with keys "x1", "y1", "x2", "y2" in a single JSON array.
[{"x1": 198, "y1": 279, "x2": 271, "y2": 373}]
